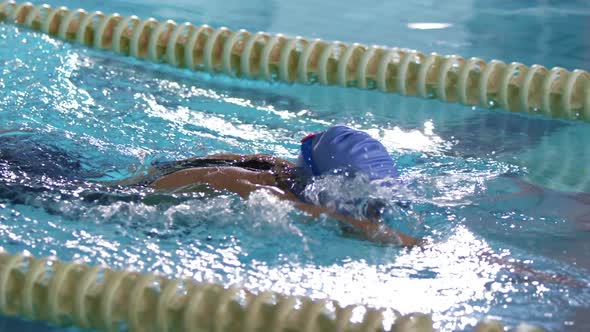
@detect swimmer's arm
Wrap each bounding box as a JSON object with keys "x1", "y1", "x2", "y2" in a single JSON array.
[
  {"x1": 150, "y1": 167, "x2": 418, "y2": 246},
  {"x1": 290, "y1": 201, "x2": 419, "y2": 247},
  {"x1": 149, "y1": 166, "x2": 276, "y2": 198}
]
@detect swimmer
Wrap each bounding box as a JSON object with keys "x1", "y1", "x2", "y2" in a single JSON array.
[
  {"x1": 0, "y1": 127, "x2": 584, "y2": 286},
  {"x1": 112, "y1": 125, "x2": 419, "y2": 246}
]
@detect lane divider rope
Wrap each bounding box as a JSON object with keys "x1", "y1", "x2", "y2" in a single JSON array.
[
  {"x1": 0, "y1": 1, "x2": 589, "y2": 121},
  {"x1": 0, "y1": 250, "x2": 545, "y2": 331},
  {"x1": 0, "y1": 250, "x2": 433, "y2": 332}
]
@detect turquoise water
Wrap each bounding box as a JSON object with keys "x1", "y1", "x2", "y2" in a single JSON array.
[{"x1": 1, "y1": 0, "x2": 590, "y2": 331}]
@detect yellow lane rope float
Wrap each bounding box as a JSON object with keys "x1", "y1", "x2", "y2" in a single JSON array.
[
  {"x1": 0, "y1": 250, "x2": 545, "y2": 332},
  {"x1": 0, "y1": 1, "x2": 589, "y2": 121}
]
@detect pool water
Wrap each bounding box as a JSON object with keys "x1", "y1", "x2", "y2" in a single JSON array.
[{"x1": 1, "y1": 0, "x2": 590, "y2": 331}]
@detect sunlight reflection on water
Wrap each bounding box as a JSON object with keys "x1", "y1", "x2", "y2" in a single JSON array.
[{"x1": 0, "y1": 20, "x2": 589, "y2": 332}]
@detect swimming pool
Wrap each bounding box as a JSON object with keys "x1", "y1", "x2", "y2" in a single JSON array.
[{"x1": 1, "y1": 0, "x2": 590, "y2": 331}]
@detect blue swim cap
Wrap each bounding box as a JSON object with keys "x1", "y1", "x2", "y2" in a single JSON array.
[{"x1": 296, "y1": 126, "x2": 398, "y2": 181}]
